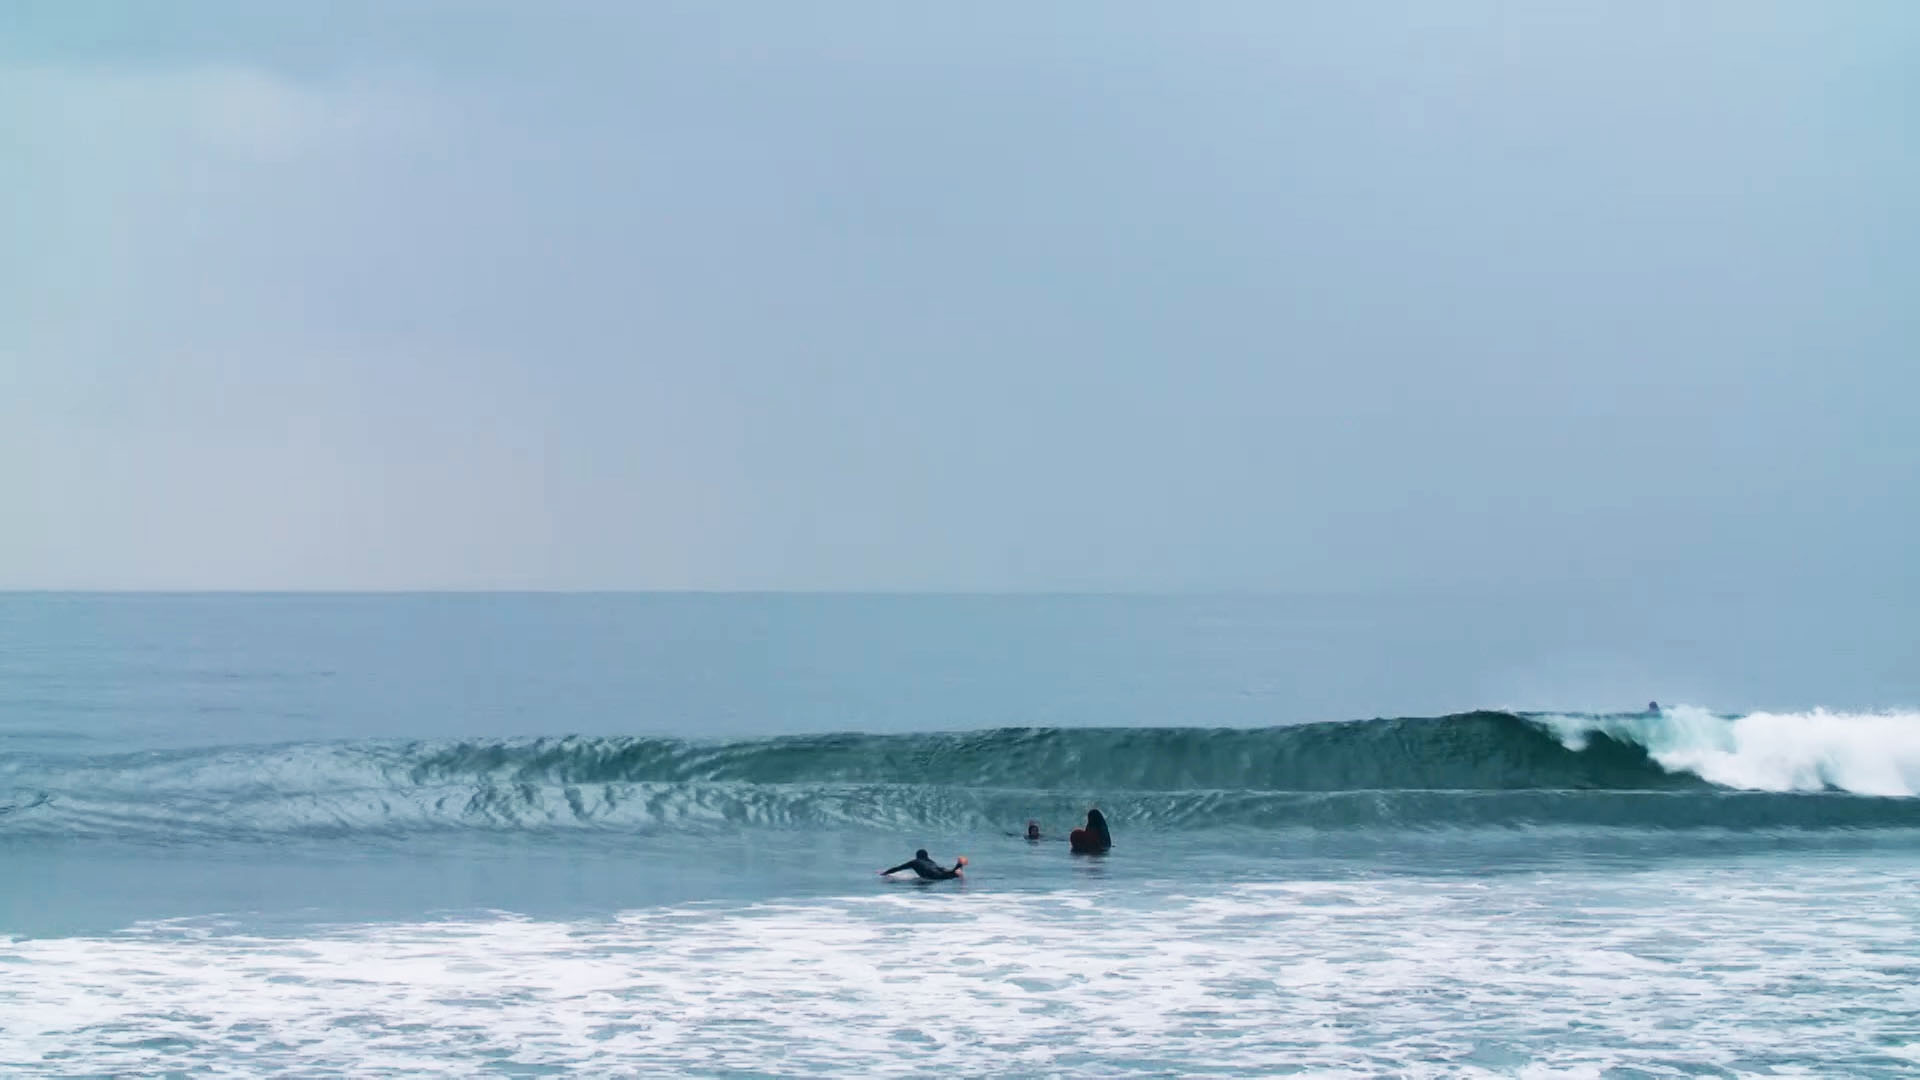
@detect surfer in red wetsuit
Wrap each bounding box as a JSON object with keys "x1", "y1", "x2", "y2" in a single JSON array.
[{"x1": 1069, "y1": 808, "x2": 1111, "y2": 854}]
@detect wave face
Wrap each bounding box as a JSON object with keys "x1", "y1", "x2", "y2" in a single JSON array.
[{"x1": 3, "y1": 709, "x2": 1917, "y2": 842}]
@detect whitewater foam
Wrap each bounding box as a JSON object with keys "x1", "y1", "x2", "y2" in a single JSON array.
[
  {"x1": 1538, "y1": 706, "x2": 1920, "y2": 796},
  {"x1": 5, "y1": 859, "x2": 1918, "y2": 1077}
]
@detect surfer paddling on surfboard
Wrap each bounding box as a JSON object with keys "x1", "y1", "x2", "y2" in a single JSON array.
[{"x1": 879, "y1": 849, "x2": 968, "y2": 880}]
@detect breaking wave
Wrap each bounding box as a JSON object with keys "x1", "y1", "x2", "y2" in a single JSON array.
[{"x1": 3, "y1": 708, "x2": 1916, "y2": 842}]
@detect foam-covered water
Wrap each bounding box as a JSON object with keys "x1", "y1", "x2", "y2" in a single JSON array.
[
  {"x1": 7, "y1": 861, "x2": 1919, "y2": 1077},
  {"x1": 3, "y1": 594, "x2": 1917, "y2": 1075}
]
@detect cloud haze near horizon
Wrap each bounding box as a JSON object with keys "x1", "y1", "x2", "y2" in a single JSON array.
[{"x1": 4, "y1": 2, "x2": 1916, "y2": 593}]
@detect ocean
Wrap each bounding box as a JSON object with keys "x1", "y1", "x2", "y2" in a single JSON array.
[{"x1": 3, "y1": 593, "x2": 1917, "y2": 1077}]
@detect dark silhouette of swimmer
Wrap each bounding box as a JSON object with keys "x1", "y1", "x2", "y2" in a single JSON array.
[
  {"x1": 1647, "y1": 700, "x2": 1661, "y2": 713},
  {"x1": 1025, "y1": 820, "x2": 1042, "y2": 841},
  {"x1": 1069, "y1": 808, "x2": 1111, "y2": 854},
  {"x1": 880, "y1": 849, "x2": 967, "y2": 880}
]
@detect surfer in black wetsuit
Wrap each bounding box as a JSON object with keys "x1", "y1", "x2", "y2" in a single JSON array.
[
  {"x1": 879, "y1": 849, "x2": 968, "y2": 880},
  {"x1": 1069, "y1": 808, "x2": 1112, "y2": 854}
]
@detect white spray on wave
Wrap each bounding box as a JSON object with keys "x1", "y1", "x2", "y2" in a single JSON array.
[{"x1": 1540, "y1": 706, "x2": 1920, "y2": 797}]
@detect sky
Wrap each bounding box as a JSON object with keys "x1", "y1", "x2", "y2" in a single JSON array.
[{"x1": 3, "y1": 2, "x2": 1916, "y2": 592}]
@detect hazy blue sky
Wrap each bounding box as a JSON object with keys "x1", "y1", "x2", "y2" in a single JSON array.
[{"x1": 4, "y1": 2, "x2": 1916, "y2": 591}]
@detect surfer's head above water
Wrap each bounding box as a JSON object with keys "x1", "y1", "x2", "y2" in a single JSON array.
[{"x1": 1025, "y1": 821, "x2": 1041, "y2": 841}]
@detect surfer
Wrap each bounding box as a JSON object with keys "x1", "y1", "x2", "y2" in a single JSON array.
[
  {"x1": 879, "y1": 849, "x2": 968, "y2": 880},
  {"x1": 1024, "y1": 820, "x2": 1042, "y2": 841},
  {"x1": 1647, "y1": 700, "x2": 1661, "y2": 713},
  {"x1": 1069, "y1": 808, "x2": 1112, "y2": 854}
]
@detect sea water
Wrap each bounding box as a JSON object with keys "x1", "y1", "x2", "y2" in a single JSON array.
[{"x1": 3, "y1": 593, "x2": 1918, "y2": 1076}]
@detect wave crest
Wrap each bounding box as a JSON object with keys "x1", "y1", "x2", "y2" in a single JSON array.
[
  {"x1": 4, "y1": 709, "x2": 1916, "y2": 843},
  {"x1": 1538, "y1": 706, "x2": 1920, "y2": 797}
]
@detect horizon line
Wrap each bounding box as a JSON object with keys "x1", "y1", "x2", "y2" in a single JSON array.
[{"x1": 0, "y1": 581, "x2": 1842, "y2": 599}]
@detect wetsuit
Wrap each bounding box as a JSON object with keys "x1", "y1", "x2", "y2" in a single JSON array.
[
  {"x1": 1068, "y1": 829, "x2": 1107, "y2": 853},
  {"x1": 1069, "y1": 809, "x2": 1112, "y2": 854},
  {"x1": 883, "y1": 855, "x2": 962, "y2": 880}
]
